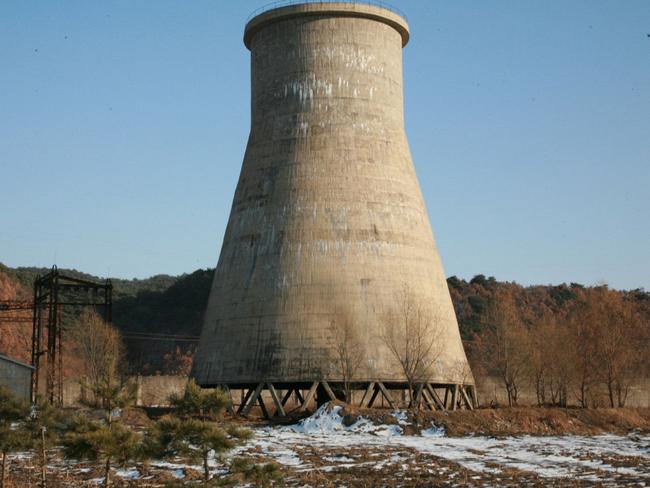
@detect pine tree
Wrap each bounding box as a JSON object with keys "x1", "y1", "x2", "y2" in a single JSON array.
[
  {"x1": 0, "y1": 387, "x2": 31, "y2": 488},
  {"x1": 148, "y1": 379, "x2": 251, "y2": 486},
  {"x1": 169, "y1": 379, "x2": 230, "y2": 421},
  {"x1": 63, "y1": 416, "x2": 142, "y2": 488},
  {"x1": 62, "y1": 379, "x2": 144, "y2": 488},
  {"x1": 230, "y1": 457, "x2": 284, "y2": 488},
  {"x1": 26, "y1": 397, "x2": 69, "y2": 488}
]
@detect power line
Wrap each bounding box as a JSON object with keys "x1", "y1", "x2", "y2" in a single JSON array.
[{"x1": 121, "y1": 331, "x2": 199, "y2": 342}]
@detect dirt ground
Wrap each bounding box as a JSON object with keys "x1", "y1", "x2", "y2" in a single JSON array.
[{"x1": 353, "y1": 405, "x2": 650, "y2": 436}]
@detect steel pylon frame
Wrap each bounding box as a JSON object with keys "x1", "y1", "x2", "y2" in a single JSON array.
[{"x1": 31, "y1": 266, "x2": 113, "y2": 404}]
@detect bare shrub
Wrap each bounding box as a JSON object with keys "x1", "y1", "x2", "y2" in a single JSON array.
[
  {"x1": 380, "y1": 285, "x2": 443, "y2": 406},
  {"x1": 163, "y1": 346, "x2": 195, "y2": 376},
  {"x1": 68, "y1": 309, "x2": 125, "y2": 406},
  {"x1": 479, "y1": 290, "x2": 529, "y2": 407},
  {"x1": 591, "y1": 289, "x2": 646, "y2": 407},
  {"x1": 565, "y1": 298, "x2": 600, "y2": 407},
  {"x1": 328, "y1": 310, "x2": 364, "y2": 403}
]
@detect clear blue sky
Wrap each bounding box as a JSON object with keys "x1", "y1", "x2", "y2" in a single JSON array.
[{"x1": 1, "y1": 1, "x2": 649, "y2": 290}]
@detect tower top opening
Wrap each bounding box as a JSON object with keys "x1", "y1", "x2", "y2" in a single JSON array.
[{"x1": 244, "y1": 1, "x2": 410, "y2": 50}]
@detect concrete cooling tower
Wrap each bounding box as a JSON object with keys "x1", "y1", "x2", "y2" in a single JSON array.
[{"x1": 192, "y1": 1, "x2": 476, "y2": 415}]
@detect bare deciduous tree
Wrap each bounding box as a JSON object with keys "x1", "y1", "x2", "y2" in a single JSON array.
[
  {"x1": 380, "y1": 285, "x2": 443, "y2": 407},
  {"x1": 527, "y1": 314, "x2": 549, "y2": 406},
  {"x1": 592, "y1": 289, "x2": 645, "y2": 407},
  {"x1": 328, "y1": 311, "x2": 364, "y2": 403},
  {"x1": 566, "y1": 299, "x2": 600, "y2": 407},
  {"x1": 544, "y1": 322, "x2": 572, "y2": 407},
  {"x1": 480, "y1": 290, "x2": 529, "y2": 407},
  {"x1": 163, "y1": 346, "x2": 195, "y2": 376},
  {"x1": 462, "y1": 281, "x2": 650, "y2": 409},
  {"x1": 69, "y1": 309, "x2": 125, "y2": 406}
]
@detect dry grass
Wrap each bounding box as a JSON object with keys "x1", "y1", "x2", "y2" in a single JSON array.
[
  {"x1": 3, "y1": 405, "x2": 649, "y2": 487},
  {"x1": 330, "y1": 403, "x2": 650, "y2": 436},
  {"x1": 422, "y1": 406, "x2": 650, "y2": 436}
]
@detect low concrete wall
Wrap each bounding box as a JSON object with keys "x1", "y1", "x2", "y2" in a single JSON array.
[
  {"x1": 62, "y1": 379, "x2": 82, "y2": 407},
  {"x1": 59, "y1": 374, "x2": 650, "y2": 409},
  {"x1": 62, "y1": 375, "x2": 189, "y2": 407},
  {"x1": 135, "y1": 375, "x2": 188, "y2": 407}
]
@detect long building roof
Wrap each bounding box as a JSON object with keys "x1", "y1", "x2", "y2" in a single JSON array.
[{"x1": 0, "y1": 353, "x2": 34, "y2": 370}]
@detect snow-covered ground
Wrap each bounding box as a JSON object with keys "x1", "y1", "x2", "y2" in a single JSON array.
[
  {"x1": 7, "y1": 405, "x2": 650, "y2": 486},
  {"x1": 240, "y1": 405, "x2": 650, "y2": 486}
]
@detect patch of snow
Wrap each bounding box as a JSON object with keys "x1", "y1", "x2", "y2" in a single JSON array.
[
  {"x1": 421, "y1": 425, "x2": 445, "y2": 437},
  {"x1": 242, "y1": 403, "x2": 650, "y2": 483},
  {"x1": 150, "y1": 460, "x2": 203, "y2": 478},
  {"x1": 322, "y1": 455, "x2": 354, "y2": 463},
  {"x1": 8, "y1": 452, "x2": 32, "y2": 460},
  {"x1": 115, "y1": 468, "x2": 140, "y2": 479},
  {"x1": 243, "y1": 437, "x2": 303, "y2": 467},
  {"x1": 290, "y1": 404, "x2": 404, "y2": 437},
  {"x1": 391, "y1": 410, "x2": 408, "y2": 425},
  {"x1": 290, "y1": 404, "x2": 347, "y2": 434}
]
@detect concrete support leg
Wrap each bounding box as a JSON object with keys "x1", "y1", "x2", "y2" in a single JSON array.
[
  {"x1": 367, "y1": 385, "x2": 380, "y2": 408},
  {"x1": 237, "y1": 387, "x2": 254, "y2": 415},
  {"x1": 460, "y1": 386, "x2": 474, "y2": 410},
  {"x1": 321, "y1": 380, "x2": 337, "y2": 402},
  {"x1": 426, "y1": 384, "x2": 445, "y2": 410},
  {"x1": 376, "y1": 382, "x2": 395, "y2": 409},
  {"x1": 280, "y1": 388, "x2": 294, "y2": 409},
  {"x1": 419, "y1": 385, "x2": 433, "y2": 410},
  {"x1": 299, "y1": 382, "x2": 319, "y2": 412},
  {"x1": 241, "y1": 383, "x2": 264, "y2": 416},
  {"x1": 267, "y1": 383, "x2": 286, "y2": 417},
  {"x1": 257, "y1": 394, "x2": 270, "y2": 419},
  {"x1": 294, "y1": 388, "x2": 304, "y2": 406},
  {"x1": 359, "y1": 382, "x2": 376, "y2": 407}
]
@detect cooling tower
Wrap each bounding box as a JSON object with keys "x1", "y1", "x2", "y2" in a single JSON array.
[{"x1": 192, "y1": 2, "x2": 475, "y2": 414}]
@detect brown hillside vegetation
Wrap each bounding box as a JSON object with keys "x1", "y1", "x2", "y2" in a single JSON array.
[
  {"x1": 1, "y1": 266, "x2": 649, "y2": 394},
  {"x1": 458, "y1": 279, "x2": 650, "y2": 408},
  {"x1": 0, "y1": 270, "x2": 31, "y2": 363},
  {"x1": 0, "y1": 269, "x2": 23, "y2": 300},
  {"x1": 0, "y1": 270, "x2": 86, "y2": 375}
]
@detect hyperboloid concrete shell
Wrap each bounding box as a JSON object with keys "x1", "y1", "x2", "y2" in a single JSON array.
[{"x1": 192, "y1": 2, "x2": 474, "y2": 409}]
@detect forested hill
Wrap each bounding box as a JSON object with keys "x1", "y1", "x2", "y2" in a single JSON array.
[
  {"x1": 0, "y1": 263, "x2": 179, "y2": 302},
  {"x1": 3, "y1": 263, "x2": 648, "y2": 341},
  {"x1": 2, "y1": 263, "x2": 648, "y2": 374},
  {"x1": 0, "y1": 263, "x2": 213, "y2": 370},
  {"x1": 0, "y1": 263, "x2": 212, "y2": 336}
]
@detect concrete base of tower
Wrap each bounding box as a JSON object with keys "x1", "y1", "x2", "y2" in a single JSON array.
[{"x1": 200, "y1": 381, "x2": 478, "y2": 419}]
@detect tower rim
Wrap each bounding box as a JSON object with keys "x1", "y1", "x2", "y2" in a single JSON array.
[{"x1": 244, "y1": 1, "x2": 410, "y2": 50}]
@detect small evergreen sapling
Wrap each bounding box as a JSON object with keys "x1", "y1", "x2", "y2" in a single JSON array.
[
  {"x1": 148, "y1": 380, "x2": 251, "y2": 486},
  {"x1": 64, "y1": 416, "x2": 142, "y2": 488},
  {"x1": 0, "y1": 387, "x2": 31, "y2": 488},
  {"x1": 27, "y1": 397, "x2": 69, "y2": 488},
  {"x1": 169, "y1": 379, "x2": 230, "y2": 422},
  {"x1": 230, "y1": 457, "x2": 284, "y2": 488},
  {"x1": 62, "y1": 379, "x2": 144, "y2": 488}
]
